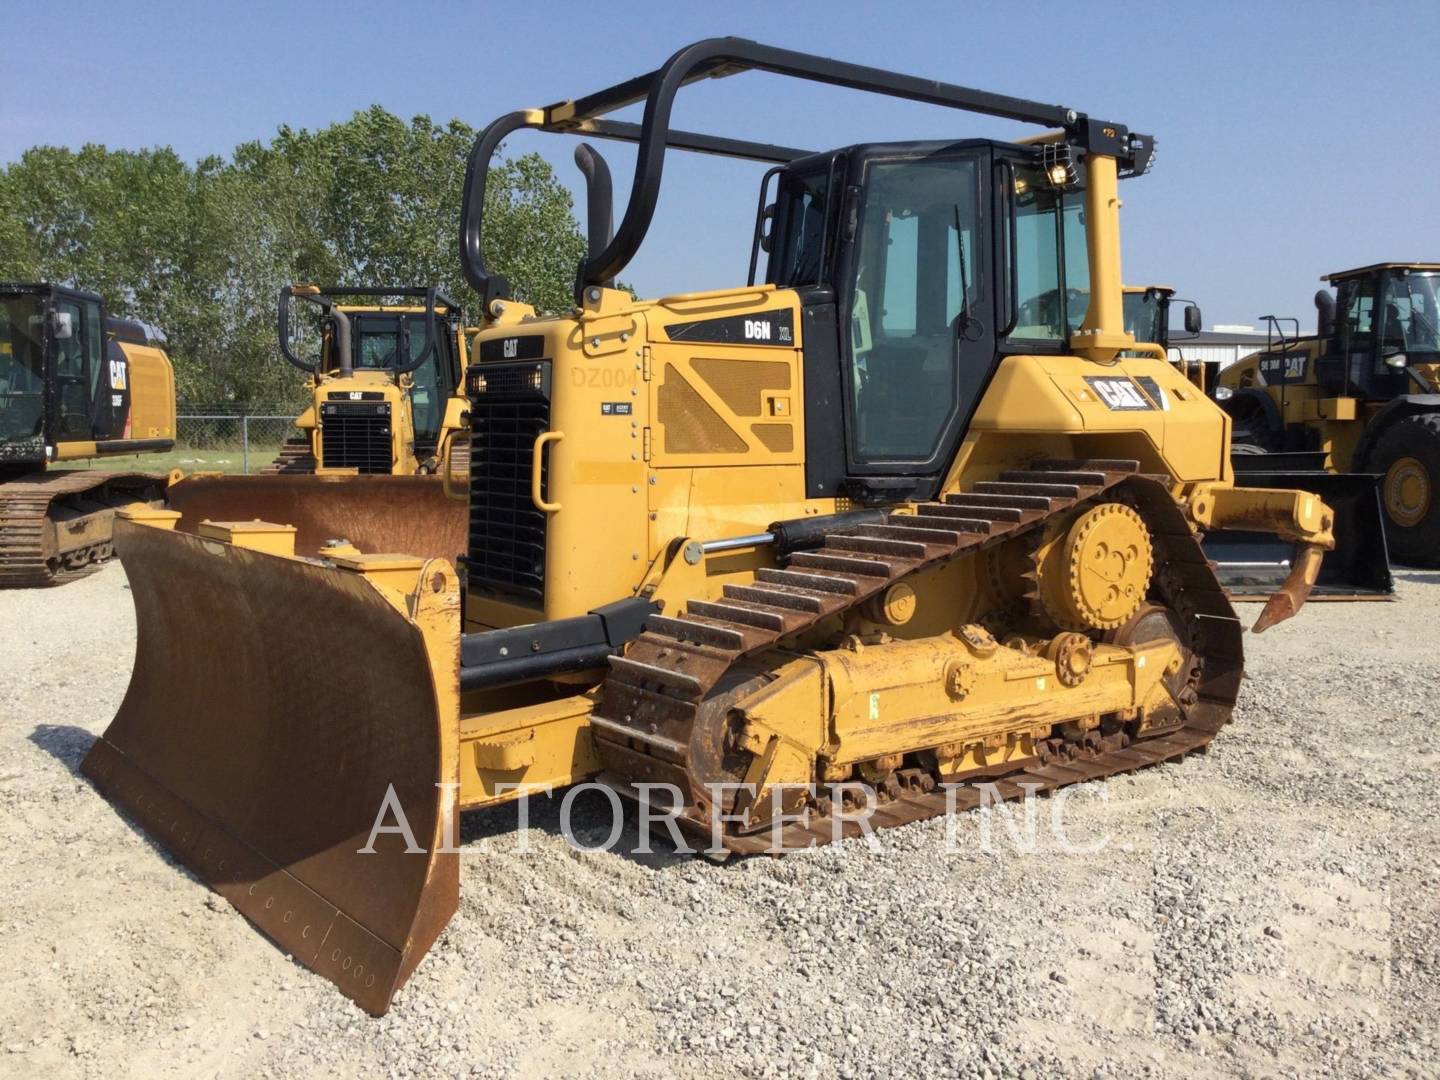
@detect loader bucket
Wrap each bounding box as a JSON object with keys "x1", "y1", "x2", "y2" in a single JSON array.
[
  {"x1": 1202, "y1": 466, "x2": 1394, "y2": 599},
  {"x1": 81, "y1": 517, "x2": 462, "y2": 1015},
  {"x1": 165, "y1": 473, "x2": 468, "y2": 561}
]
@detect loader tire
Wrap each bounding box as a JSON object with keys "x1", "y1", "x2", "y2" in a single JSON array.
[
  {"x1": 1371, "y1": 411, "x2": 1440, "y2": 568},
  {"x1": 1221, "y1": 393, "x2": 1281, "y2": 453}
]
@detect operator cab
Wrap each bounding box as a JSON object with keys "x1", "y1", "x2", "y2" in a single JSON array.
[
  {"x1": 340, "y1": 309, "x2": 462, "y2": 450},
  {"x1": 0, "y1": 283, "x2": 139, "y2": 469},
  {"x1": 1315, "y1": 263, "x2": 1440, "y2": 398},
  {"x1": 280, "y1": 286, "x2": 465, "y2": 455},
  {"x1": 756, "y1": 140, "x2": 1102, "y2": 499}
]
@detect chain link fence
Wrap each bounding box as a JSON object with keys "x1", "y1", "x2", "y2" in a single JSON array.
[{"x1": 173, "y1": 408, "x2": 303, "y2": 474}]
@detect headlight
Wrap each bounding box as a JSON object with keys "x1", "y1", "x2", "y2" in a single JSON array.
[{"x1": 1214, "y1": 385, "x2": 1233, "y2": 401}]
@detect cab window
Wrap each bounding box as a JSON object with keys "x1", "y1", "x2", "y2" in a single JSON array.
[
  {"x1": 408, "y1": 320, "x2": 445, "y2": 445},
  {"x1": 1006, "y1": 164, "x2": 1088, "y2": 342},
  {"x1": 355, "y1": 317, "x2": 401, "y2": 369},
  {"x1": 846, "y1": 154, "x2": 980, "y2": 461},
  {"x1": 767, "y1": 166, "x2": 832, "y2": 287},
  {"x1": 1335, "y1": 276, "x2": 1374, "y2": 362}
]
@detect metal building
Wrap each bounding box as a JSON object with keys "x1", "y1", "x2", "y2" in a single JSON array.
[{"x1": 1168, "y1": 326, "x2": 1282, "y2": 370}]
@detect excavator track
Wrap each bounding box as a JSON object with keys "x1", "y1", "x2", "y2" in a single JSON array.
[
  {"x1": 0, "y1": 470, "x2": 168, "y2": 587},
  {"x1": 592, "y1": 460, "x2": 1243, "y2": 852}
]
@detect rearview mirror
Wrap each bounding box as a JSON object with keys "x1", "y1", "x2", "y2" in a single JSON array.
[
  {"x1": 1183, "y1": 305, "x2": 1202, "y2": 335},
  {"x1": 48, "y1": 310, "x2": 73, "y2": 340},
  {"x1": 758, "y1": 203, "x2": 776, "y2": 253}
]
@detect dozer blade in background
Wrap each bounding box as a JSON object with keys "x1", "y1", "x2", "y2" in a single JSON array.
[
  {"x1": 165, "y1": 473, "x2": 467, "y2": 560},
  {"x1": 81, "y1": 517, "x2": 461, "y2": 1015},
  {"x1": 1203, "y1": 463, "x2": 1394, "y2": 600}
]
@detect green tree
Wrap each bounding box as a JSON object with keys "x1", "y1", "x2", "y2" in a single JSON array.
[{"x1": 0, "y1": 108, "x2": 586, "y2": 407}]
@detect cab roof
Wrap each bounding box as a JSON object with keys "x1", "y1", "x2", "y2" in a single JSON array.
[{"x1": 1325, "y1": 263, "x2": 1440, "y2": 282}]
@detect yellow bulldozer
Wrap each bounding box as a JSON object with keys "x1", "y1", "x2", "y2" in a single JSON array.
[
  {"x1": 1216, "y1": 263, "x2": 1440, "y2": 566},
  {"x1": 268, "y1": 284, "x2": 470, "y2": 476},
  {"x1": 158, "y1": 284, "x2": 475, "y2": 572},
  {"x1": 0, "y1": 282, "x2": 176, "y2": 585},
  {"x1": 83, "y1": 39, "x2": 1339, "y2": 1015}
]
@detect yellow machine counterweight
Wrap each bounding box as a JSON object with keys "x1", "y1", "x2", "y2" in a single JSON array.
[{"x1": 84, "y1": 39, "x2": 1339, "y2": 1015}]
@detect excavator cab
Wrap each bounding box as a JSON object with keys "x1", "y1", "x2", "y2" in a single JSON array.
[
  {"x1": 85, "y1": 38, "x2": 1343, "y2": 1014},
  {"x1": 0, "y1": 283, "x2": 175, "y2": 471},
  {"x1": 0, "y1": 284, "x2": 176, "y2": 585}
]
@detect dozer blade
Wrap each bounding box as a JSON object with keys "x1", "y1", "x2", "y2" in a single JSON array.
[
  {"x1": 81, "y1": 517, "x2": 461, "y2": 1015},
  {"x1": 165, "y1": 473, "x2": 467, "y2": 560},
  {"x1": 1203, "y1": 467, "x2": 1394, "y2": 600}
]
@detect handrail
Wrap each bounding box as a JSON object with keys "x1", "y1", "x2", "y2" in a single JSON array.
[{"x1": 530, "y1": 430, "x2": 564, "y2": 512}]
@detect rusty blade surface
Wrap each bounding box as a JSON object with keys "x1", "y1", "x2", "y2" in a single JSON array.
[
  {"x1": 165, "y1": 474, "x2": 467, "y2": 560},
  {"x1": 81, "y1": 520, "x2": 460, "y2": 1014}
]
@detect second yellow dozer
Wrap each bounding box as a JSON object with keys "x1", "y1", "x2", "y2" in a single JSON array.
[
  {"x1": 266, "y1": 284, "x2": 471, "y2": 478},
  {"x1": 83, "y1": 40, "x2": 1339, "y2": 1015},
  {"x1": 161, "y1": 284, "x2": 475, "y2": 576}
]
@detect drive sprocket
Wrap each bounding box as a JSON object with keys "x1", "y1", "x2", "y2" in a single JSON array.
[{"x1": 1036, "y1": 501, "x2": 1154, "y2": 631}]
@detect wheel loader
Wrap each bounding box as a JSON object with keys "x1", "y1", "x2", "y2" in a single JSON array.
[
  {"x1": 1216, "y1": 263, "x2": 1440, "y2": 567},
  {"x1": 0, "y1": 282, "x2": 177, "y2": 586},
  {"x1": 1125, "y1": 284, "x2": 1392, "y2": 597},
  {"x1": 266, "y1": 285, "x2": 470, "y2": 477},
  {"x1": 82, "y1": 39, "x2": 1339, "y2": 1016}
]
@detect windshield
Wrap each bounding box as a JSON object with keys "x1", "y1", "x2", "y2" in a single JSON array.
[
  {"x1": 1378, "y1": 271, "x2": 1440, "y2": 357},
  {"x1": 1124, "y1": 290, "x2": 1164, "y2": 346},
  {"x1": 0, "y1": 294, "x2": 47, "y2": 445},
  {"x1": 352, "y1": 314, "x2": 431, "y2": 371}
]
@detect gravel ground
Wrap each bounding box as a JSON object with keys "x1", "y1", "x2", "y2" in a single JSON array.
[{"x1": 2, "y1": 564, "x2": 1437, "y2": 1079}]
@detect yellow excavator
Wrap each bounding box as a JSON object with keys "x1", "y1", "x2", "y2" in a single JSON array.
[
  {"x1": 0, "y1": 282, "x2": 176, "y2": 586},
  {"x1": 267, "y1": 285, "x2": 470, "y2": 476},
  {"x1": 83, "y1": 39, "x2": 1338, "y2": 1015}
]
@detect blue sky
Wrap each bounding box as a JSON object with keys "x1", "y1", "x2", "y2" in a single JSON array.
[{"x1": 6, "y1": 0, "x2": 1438, "y2": 328}]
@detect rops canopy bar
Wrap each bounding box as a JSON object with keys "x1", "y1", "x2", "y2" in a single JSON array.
[
  {"x1": 459, "y1": 37, "x2": 1151, "y2": 304},
  {"x1": 276, "y1": 284, "x2": 457, "y2": 376}
]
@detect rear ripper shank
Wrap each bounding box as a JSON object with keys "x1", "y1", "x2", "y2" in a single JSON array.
[{"x1": 84, "y1": 38, "x2": 1337, "y2": 1015}]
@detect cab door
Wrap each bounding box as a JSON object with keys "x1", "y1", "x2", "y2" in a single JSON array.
[{"x1": 48, "y1": 294, "x2": 98, "y2": 442}]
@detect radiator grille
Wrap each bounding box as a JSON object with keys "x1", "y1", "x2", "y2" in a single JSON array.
[
  {"x1": 319, "y1": 402, "x2": 393, "y2": 474},
  {"x1": 463, "y1": 361, "x2": 551, "y2": 605}
]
